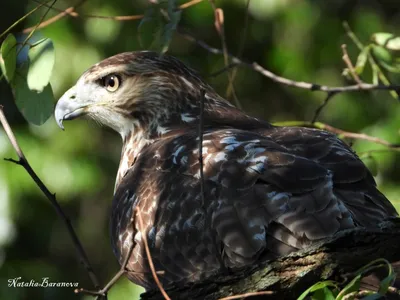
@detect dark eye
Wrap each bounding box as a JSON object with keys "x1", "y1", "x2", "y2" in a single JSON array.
[{"x1": 102, "y1": 74, "x2": 121, "y2": 92}]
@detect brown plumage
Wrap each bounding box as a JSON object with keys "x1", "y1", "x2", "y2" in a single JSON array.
[{"x1": 54, "y1": 51, "x2": 398, "y2": 290}]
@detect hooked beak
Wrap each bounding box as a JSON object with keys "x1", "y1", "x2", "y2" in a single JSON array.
[{"x1": 54, "y1": 86, "x2": 87, "y2": 130}]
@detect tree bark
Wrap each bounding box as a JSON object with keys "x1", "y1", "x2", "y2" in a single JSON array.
[{"x1": 141, "y1": 219, "x2": 400, "y2": 300}]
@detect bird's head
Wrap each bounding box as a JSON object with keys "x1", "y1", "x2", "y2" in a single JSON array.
[{"x1": 54, "y1": 51, "x2": 223, "y2": 139}]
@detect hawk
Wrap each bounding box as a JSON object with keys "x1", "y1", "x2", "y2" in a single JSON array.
[{"x1": 54, "y1": 51, "x2": 398, "y2": 290}]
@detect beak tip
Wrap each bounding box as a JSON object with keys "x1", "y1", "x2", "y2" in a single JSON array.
[{"x1": 56, "y1": 119, "x2": 65, "y2": 131}]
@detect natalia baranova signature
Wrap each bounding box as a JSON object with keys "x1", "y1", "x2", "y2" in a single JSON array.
[{"x1": 8, "y1": 277, "x2": 79, "y2": 288}]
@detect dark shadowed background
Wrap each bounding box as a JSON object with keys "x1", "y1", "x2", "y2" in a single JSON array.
[{"x1": 0, "y1": 0, "x2": 399, "y2": 299}]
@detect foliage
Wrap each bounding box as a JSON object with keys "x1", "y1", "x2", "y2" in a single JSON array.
[
  {"x1": 1, "y1": 32, "x2": 54, "y2": 125},
  {"x1": 342, "y1": 24, "x2": 400, "y2": 99},
  {"x1": 298, "y1": 259, "x2": 396, "y2": 300}
]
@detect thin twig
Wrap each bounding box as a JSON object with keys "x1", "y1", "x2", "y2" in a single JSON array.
[
  {"x1": 75, "y1": 288, "x2": 104, "y2": 297},
  {"x1": 177, "y1": 29, "x2": 400, "y2": 95},
  {"x1": 77, "y1": 217, "x2": 137, "y2": 299},
  {"x1": 343, "y1": 21, "x2": 399, "y2": 100},
  {"x1": 311, "y1": 91, "x2": 337, "y2": 123},
  {"x1": 359, "y1": 148, "x2": 399, "y2": 158},
  {"x1": 272, "y1": 120, "x2": 400, "y2": 150},
  {"x1": 0, "y1": 106, "x2": 101, "y2": 289},
  {"x1": 23, "y1": 0, "x2": 88, "y2": 33},
  {"x1": 226, "y1": 0, "x2": 251, "y2": 99},
  {"x1": 179, "y1": 0, "x2": 203, "y2": 9},
  {"x1": 208, "y1": 63, "x2": 240, "y2": 78},
  {"x1": 342, "y1": 21, "x2": 364, "y2": 51},
  {"x1": 97, "y1": 219, "x2": 136, "y2": 295},
  {"x1": 0, "y1": 0, "x2": 54, "y2": 39},
  {"x1": 20, "y1": 0, "x2": 57, "y2": 54},
  {"x1": 209, "y1": 2, "x2": 228, "y2": 70},
  {"x1": 252, "y1": 62, "x2": 400, "y2": 93},
  {"x1": 341, "y1": 44, "x2": 362, "y2": 85},
  {"x1": 208, "y1": 1, "x2": 241, "y2": 108},
  {"x1": 23, "y1": 0, "x2": 202, "y2": 33},
  {"x1": 321, "y1": 123, "x2": 400, "y2": 149},
  {"x1": 218, "y1": 291, "x2": 274, "y2": 300},
  {"x1": 135, "y1": 207, "x2": 171, "y2": 300}
]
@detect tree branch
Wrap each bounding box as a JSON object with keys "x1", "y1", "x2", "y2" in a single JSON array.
[
  {"x1": 225, "y1": 0, "x2": 251, "y2": 101},
  {"x1": 208, "y1": 1, "x2": 241, "y2": 108},
  {"x1": 0, "y1": 105, "x2": 101, "y2": 291},
  {"x1": 272, "y1": 120, "x2": 400, "y2": 150},
  {"x1": 141, "y1": 219, "x2": 400, "y2": 300},
  {"x1": 23, "y1": 0, "x2": 88, "y2": 33},
  {"x1": 23, "y1": 0, "x2": 203, "y2": 33},
  {"x1": 341, "y1": 44, "x2": 362, "y2": 85},
  {"x1": 177, "y1": 29, "x2": 400, "y2": 94}
]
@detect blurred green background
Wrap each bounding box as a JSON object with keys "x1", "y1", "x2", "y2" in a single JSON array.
[{"x1": 0, "y1": 0, "x2": 399, "y2": 299}]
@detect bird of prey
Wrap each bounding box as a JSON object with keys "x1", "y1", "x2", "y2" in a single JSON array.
[{"x1": 54, "y1": 51, "x2": 398, "y2": 290}]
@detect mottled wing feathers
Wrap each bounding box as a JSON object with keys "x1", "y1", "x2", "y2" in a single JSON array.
[
  {"x1": 112, "y1": 126, "x2": 397, "y2": 288},
  {"x1": 266, "y1": 127, "x2": 397, "y2": 222}
]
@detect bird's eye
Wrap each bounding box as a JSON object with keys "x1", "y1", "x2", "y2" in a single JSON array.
[{"x1": 102, "y1": 74, "x2": 121, "y2": 92}]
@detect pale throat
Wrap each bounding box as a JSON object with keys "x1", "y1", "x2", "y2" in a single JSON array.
[{"x1": 114, "y1": 126, "x2": 153, "y2": 192}]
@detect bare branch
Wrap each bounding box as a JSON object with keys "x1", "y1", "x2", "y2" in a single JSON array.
[
  {"x1": 311, "y1": 91, "x2": 338, "y2": 123},
  {"x1": 20, "y1": 0, "x2": 57, "y2": 52},
  {"x1": 272, "y1": 120, "x2": 400, "y2": 150},
  {"x1": 218, "y1": 291, "x2": 274, "y2": 300},
  {"x1": 343, "y1": 21, "x2": 400, "y2": 100},
  {"x1": 0, "y1": 106, "x2": 101, "y2": 289},
  {"x1": 225, "y1": 0, "x2": 251, "y2": 99},
  {"x1": 23, "y1": 0, "x2": 88, "y2": 33},
  {"x1": 23, "y1": 0, "x2": 203, "y2": 33},
  {"x1": 251, "y1": 62, "x2": 400, "y2": 93},
  {"x1": 94, "y1": 218, "x2": 136, "y2": 296},
  {"x1": 76, "y1": 213, "x2": 166, "y2": 299},
  {"x1": 208, "y1": 1, "x2": 241, "y2": 108},
  {"x1": 341, "y1": 44, "x2": 362, "y2": 85},
  {"x1": 320, "y1": 123, "x2": 400, "y2": 149},
  {"x1": 180, "y1": 0, "x2": 203, "y2": 10},
  {"x1": 177, "y1": 29, "x2": 400, "y2": 95}
]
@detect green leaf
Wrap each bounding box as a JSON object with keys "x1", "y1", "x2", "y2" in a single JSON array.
[
  {"x1": 378, "y1": 60, "x2": 400, "y2": 73},
  {"x1": 161, "y1": 0, "x2": 181, "y2": 53},
  {"x1": 311, "y1": 287, "x2": 336, "y2": 300},
  {"x1": 27, "y1": 38, "x2": 55, "y2": 92},
  {"x1": 336, "y1": 274, "x2": 361, "y2": 300},
  {"x1": 372, "y1": 32, "x2": 400, "y2": 51},
  {"x1": 297, "y1": 281, "x2": 338, "y2": 300},
  {"x1": 371, "y1": 44, "x2": 400, "y2": 73},
  {"x1": 386, "y1": 37, "x2": 400, "y2": 51},
  {"x1": 378, "y1": 260, "x2": 395, "y2": 295},
  {"x1": 137, "y1": 6, "x2": 165, "y2": 50},
  {"x1": 372, "y1": 33, "x2": 395, "y2": 46},
  {"x1": 354, "y1": 46, "x2": 370, "y2": 75},
  {"x1": 371, "y1": 45, "x2": 393, "y2": 64},
  {"x1": 372, "y1": 66, "x2": 379, "y2": 85},
  {"x1": 378, "y1": 273, "x2": 396, "y2": 295},
  {"x1": 137, "y1": 7, "x2": 156, "y2": 48},
  {"x1": 0, "y1": 33, "x2": 17, "y2": 82},
  {"x1": 13, "y1": 69, "x2": 54, "y2": 125}
]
